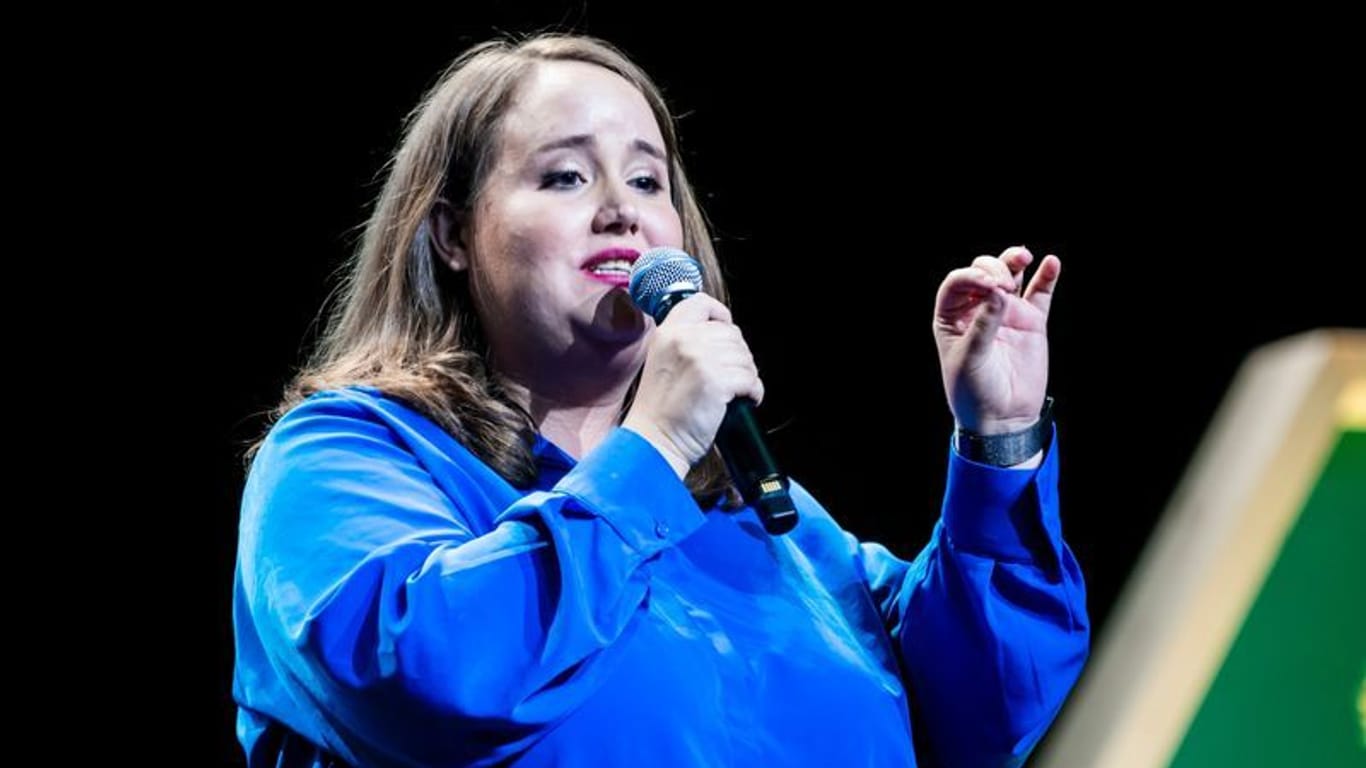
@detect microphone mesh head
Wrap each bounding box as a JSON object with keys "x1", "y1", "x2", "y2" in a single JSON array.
[{"x1": 629, "y1": 247, "x2": 705, "y2": 322}]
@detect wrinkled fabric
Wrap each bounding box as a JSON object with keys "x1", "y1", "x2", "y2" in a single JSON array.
[{"x1": 233, "y1": 387, "x2": 1088, "y2": 767}]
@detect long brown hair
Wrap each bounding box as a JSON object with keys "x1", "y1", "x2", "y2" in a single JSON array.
[{"x1": 259, "y1": 33, "x2": 735, "y2": 504}]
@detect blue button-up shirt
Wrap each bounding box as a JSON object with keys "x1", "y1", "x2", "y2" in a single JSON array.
[{"x1": 233, "y1": 387, "x2": 1088, "y2": 766}]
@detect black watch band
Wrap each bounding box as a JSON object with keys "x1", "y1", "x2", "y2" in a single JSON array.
[{"x1": 954, "y1": 397, "x2": 1054, "y2": 466}]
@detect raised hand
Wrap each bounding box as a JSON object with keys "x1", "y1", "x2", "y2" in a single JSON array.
[{"x1": 932, "y1": 246, "x2": 1060, "y2": 434}]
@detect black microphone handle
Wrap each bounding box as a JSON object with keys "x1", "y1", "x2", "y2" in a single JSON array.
[{"x1": 715, "y1": 398, "x2": 799, "y2": 535}]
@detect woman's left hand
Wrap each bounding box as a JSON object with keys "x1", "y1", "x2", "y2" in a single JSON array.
[{"x1": 932, "y1": 246, "x2": 1061, "y2": 434}]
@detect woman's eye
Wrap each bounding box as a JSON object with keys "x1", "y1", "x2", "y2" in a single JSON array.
[
  {"x1": 631, "y1": 175, "x2": 664, "y2": 193},
  {"x1": 541, "y1": 170, "x2": 585, "y2": 189}
]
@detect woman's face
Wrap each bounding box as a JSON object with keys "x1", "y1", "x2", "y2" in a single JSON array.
[{"x1": 463, "y1": 60, "x2": 684, "y2": 384}]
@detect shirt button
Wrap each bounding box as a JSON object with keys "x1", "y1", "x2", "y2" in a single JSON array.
[{"x1": 654, "y1": 519, "x2": 670, "y2": 538}]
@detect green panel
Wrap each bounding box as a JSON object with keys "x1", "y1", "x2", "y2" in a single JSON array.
[{"x1": 1170, "y1": 430, "x2": 1366, "y2": 767}]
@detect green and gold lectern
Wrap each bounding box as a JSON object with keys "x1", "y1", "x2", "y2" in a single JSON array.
[{"x1": 1037, "y1": 330, "x2": 1365, "y2": 767}]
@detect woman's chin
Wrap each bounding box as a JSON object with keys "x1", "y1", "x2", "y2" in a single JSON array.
[{"x1": 581, "y1": 318, "x2": 649, "y2": 351}]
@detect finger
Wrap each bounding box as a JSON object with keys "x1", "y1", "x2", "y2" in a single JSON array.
[
  {"x1": 693, "y1": 323, "x2": 757, "y2": 368},
  {"x1": 965, "y1": 287, "x2": 1009, "y2": 357},
  {"x1": 970, "y1": 255, "x2": 1018, "y2": 292},
  {"x1": 721, "y1": 363, "x2": 764, "y2": 406},
  {"x1": 709, "y1": 322, "x2": 753, "y2": 355},
  {"x1": 936, "y1": 267, "x2": 1000, "y2": 315},
  {"x1": 1022, "y1": 255, "x2": 1061, "y2": 317},
  {"x1": 662, "y1": 292, "x2": 732, "y2": 326},
  {"x1": 998, "y1": 245, "x2": 1034, "y2": 293},
  {"x1": 749, "y1": 375, "x2": 765, "y2": 407}
]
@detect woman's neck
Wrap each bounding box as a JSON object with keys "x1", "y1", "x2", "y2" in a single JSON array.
[{"x1": 496, "y1": 372, "x2": 635, "y2": 461}]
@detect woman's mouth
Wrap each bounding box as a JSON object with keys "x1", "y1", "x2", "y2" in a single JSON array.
[
  {"x1": 580, "y1": 249, "x2": 640, "y2": 288},
  {"x1": 581, "y1": 259, "x2": 634, "y2": 287}
]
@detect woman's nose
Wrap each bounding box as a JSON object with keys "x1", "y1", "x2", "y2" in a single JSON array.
[{"x1": 591, "y1": 186, "x2": 640, "y2": 235}]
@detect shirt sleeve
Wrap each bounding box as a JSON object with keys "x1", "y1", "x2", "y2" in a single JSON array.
[
  {"x1": 852, "y1": 428, "x2": 1089, "y2": 767},
  {"x1": 235, "y1": 392, "x2": 706, "y2": 766}
]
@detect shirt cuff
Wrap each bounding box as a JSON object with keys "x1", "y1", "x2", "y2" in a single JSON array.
[
  {"x1": 554, "y1": 427, "x2": 708, "y2": 558},
  {"x1": 941, "y1": 425, "x2": 1062, "y2": 562}
]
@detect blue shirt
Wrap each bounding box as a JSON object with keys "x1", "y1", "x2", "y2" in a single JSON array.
[{"x1": 233, "y1": 387, "x2": 1088, "y2": 767}]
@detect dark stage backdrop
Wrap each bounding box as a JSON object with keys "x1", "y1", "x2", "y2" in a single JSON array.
[{"x1": 162, "y1": 8, "x2": 1362, "y2": 764}]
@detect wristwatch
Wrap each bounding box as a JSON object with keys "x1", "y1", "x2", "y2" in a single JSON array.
[{"x1": 954, "y1": 397, "x2": 1054, "y2": 466}]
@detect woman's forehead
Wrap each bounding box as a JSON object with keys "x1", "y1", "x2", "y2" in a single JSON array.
[{"x1": 499, "y1": 61, "x2": 664, "y2": 154}]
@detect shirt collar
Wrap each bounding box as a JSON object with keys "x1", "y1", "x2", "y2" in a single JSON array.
[{"x1": 532, "y1": 432, "x2": 577, "y2": 472}]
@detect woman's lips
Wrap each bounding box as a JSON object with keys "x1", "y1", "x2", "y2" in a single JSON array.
[
  {"x1": 580, "y1": 248, "x2": 641, "y2": 270},
  {"x1": 580, "y1": 248, "x2": 640, "y2": 289}
]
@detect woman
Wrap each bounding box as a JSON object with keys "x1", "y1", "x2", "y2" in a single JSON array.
[{"x1": 233, "y1": 33, "x2": 1088, "y2": 767}]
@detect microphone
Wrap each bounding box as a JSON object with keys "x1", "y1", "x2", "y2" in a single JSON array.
[{"x1": 629, "y1": 247, "x2": 799, "y2": 535}]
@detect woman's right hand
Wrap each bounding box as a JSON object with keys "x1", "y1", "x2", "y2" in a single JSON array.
[{"x1": 622, "y1": 293, "x2": 764, "y2": 479}]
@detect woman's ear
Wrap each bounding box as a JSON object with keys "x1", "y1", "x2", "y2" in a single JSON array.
[{"x1": 429, "y1": 197, "x2": 470, "y2": 272}]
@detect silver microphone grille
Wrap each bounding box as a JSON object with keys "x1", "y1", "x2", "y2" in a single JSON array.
[{"x1": 629, "y1": 247, "x2": 705, "y2": 322}]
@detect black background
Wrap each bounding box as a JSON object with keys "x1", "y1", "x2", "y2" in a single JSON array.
[{"x1": 98, "y1": 6, "x2": 1360, "y2": 763}]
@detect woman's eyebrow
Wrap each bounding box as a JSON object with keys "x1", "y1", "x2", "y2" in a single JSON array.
[{"x1": 535, "y1": 134, "x2": 665, "y2": 161}]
